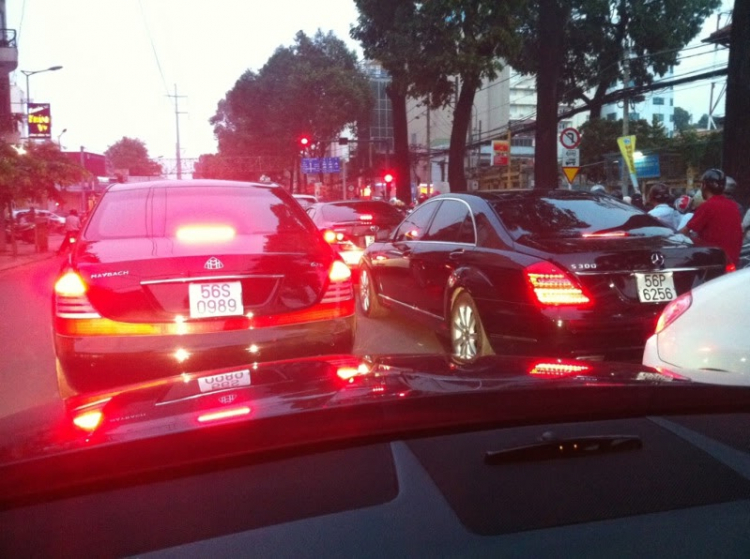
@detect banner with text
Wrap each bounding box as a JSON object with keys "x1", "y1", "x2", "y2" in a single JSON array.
[{"x1": 28, "y1": 103, "x2": 52, "y2": 139}]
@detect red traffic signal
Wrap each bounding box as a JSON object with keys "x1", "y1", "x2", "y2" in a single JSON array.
[
  {"x1": 383, "y1": 172, "x2": 394, "y2": 185},
  {"x1": 299, "y1": 136, "x2": 310, "y2": 148}
]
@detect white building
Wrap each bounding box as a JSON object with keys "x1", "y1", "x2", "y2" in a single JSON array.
[{"x1": 600, "y1": 69, "x2": 676, "y2": 137}]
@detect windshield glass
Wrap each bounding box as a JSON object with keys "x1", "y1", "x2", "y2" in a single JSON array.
[
  {"x1": 320, "y1": 202, "x2": 404, "y2": 223},
  {"x1": 489, "y1": 194, "x2": 675, "y2": 240},
  {"x1": 1, "y1": 3, "x2": 747, "y2": 546}
]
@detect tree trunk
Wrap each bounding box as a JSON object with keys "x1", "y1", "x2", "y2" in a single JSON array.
[
  {"x1": 448, "y1": 74, "x2": 480, "y2": 192},
  {"x1": 722, "y1": 0, "x2": 750, "y2": 211},
  {"x1": 534, "y1": 0, "x2": 568, "y2": 190},
  {"x1": 386, "y1": 86, "x2": 412, "y2": 204}
]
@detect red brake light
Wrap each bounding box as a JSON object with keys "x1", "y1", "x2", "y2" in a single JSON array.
[
  {"x1": 72, "y1": 410, "x2": 104, "y2": 432},
  {"x1": 525, "y1": 261, "x2": 591, "y2": 307},
  {"x1": 359, "y1": 214, "x2": 374, "y2": 221},
  {"x1": 655, "y1": 292, "x2": 692, "y2": 334},
  {"x1": 329, "y1": 260, "x2": 352, "y2": 282},
  {"x1": 54, "y1": 271, "x2": 87, "y2": 297},
  {"x1": 323, "y1": 229, "x2": 337, "y2": 244},
  {"x1": 176, "y1": 225, "x2": 235, "y2": 243},
  {"x1": 726, "y1": 262, "x2": 736, "y2": 273},
  {"x1": 197, "y1": 406, "x2": 251, "y2": 423}
]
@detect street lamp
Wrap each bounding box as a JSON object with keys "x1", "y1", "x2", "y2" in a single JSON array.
[
  {"x1": 20, "y1": 65, "x2": 63, "y2": 139},
  {"x1": 57, "y1": 128, "x2": 67, "y2": 148}
]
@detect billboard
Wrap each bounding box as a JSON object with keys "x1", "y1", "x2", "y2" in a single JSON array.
[
  {"x1": 492, "y1": 140, "x2": 509, "y2": 166},
  {"x1": 28, "y1": 103, "x2": 52, "y2": 139}
]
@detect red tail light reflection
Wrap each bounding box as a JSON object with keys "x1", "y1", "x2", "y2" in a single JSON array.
[
  {"x1": 582, "y1": 231, "x2": 628, "y2": 238},
  {"x1": 72, "y1": 410, "x2": 104, "y2": 432},
  {"x1": 655, "y1": 292, "x2": 692, "y2": 334},
  {"x1": 529, "y1": 361, "x2": 592, "y2": 378},
  {"x1": 197, "y1": 406, "x2": 251, "y2": 423}
]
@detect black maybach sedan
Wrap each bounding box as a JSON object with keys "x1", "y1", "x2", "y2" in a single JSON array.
[
  {"x1": 52, "y1": 180, "x2": 355, "y2": 397},
  {"x1": 359, "y1": 189, "x2": 729, "y2": 362}
]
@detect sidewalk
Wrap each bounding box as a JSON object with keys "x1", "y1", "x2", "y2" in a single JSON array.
[{"x1": 0, "y1": 234, "x2": 63, "y2": 273}]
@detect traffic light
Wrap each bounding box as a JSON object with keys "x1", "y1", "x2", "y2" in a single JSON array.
[
  {"x1": 383, "y1": 172, "x2": 394, "y2": 186},
  {"x1": 299, "y1": 136, "x2": 310, "y2": 149}
]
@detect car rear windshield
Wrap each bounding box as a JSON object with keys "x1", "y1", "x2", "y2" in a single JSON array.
[
  {"x1": 488, "y1": 193, "x2": 674, "y2": 240},
  {"x1": 84, "y1": 185, "x2": 315, "y2": 242},
  {"x1": 321, "y1": 202, "x2": 403, "y2": 223}
]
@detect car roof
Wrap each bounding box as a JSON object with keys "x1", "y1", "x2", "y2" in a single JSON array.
[
  {"x1": 438, "y1": 189, "x2": 598, "y2": 201},
  {"x1": 104, "y1": 179, "x2": 281, "y2": 192}
]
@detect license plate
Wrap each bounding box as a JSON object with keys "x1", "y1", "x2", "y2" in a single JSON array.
[
  {"x1": 365, "y1": 235, "x2": 375, "y2": 246},
  {"x1": 635, "y1": 272, "x2": 676, "y2": 303},
  {"x1": 188, "y1": 281, "x2": 243, "y2": 318},
  {"x1": 197, "y1": 370, "x2": 251, "y2": 393}
]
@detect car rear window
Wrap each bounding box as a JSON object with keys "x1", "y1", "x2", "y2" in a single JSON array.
[
  {"x1": 84, "y1": 185, "x2": 315, "y2": 241},
  {"x1": 488, "y1": 193, "x2": 674, "y2": 240},
  {"x1": 321, "y1": 202, "x2": 403, "y2": 223}
]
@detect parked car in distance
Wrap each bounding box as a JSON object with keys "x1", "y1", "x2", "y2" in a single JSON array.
[
  {"x1": 12, "y1": 209, "x2": 66, "y2": 232},
  {"x1": 52, "y1": 180, "x2": 355, "y2": 397},
  {"x1": 643, "y1": 267, "x2": 750, "y2": 384},
  {"x1": 292, "y1": 194, "x2": 319, "y2": 210},
  {"x1": 359, "y1": 189, "x2": 730, "y2": 362},
  {"x1": 306, "y1": 200, "x2": 405, "y2": 280}
]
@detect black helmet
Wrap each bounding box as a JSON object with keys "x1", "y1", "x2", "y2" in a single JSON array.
[
  {"x1": 701, "y1": 168, "x2": 725, "y2": 194},
  {"x1": 724, "y1": 176, "x2": 737, "y2": 197},
  {"x1": 648, "y1": 183, "x2": 671, "y2": 204}
]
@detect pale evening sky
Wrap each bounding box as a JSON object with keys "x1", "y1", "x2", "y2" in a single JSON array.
[{"x1": 6, "y1": 0, "x2": 732, "y2": 167}]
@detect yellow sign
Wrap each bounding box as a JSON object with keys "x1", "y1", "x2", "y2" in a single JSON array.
[
  {"x1": 562, "y1": 167, "x2": 580, "y2": 183},
  {"x1": 617, "y1": 135, "x2": 636, "y2": 175}
]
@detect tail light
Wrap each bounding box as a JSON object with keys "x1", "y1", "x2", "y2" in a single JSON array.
[
  {"x1": 726, "y1": 263, "x2": 736, "y2": 273},
  {"x1": 525, "y1": 261, "x2": 591, "y2": 307},
  {"x1": 54, "y1": 271, "x2": 101, "y2": 319},
  {"x1": 655, "y1": 292, "x2": 692, "y2": 334},
  {"x1": 72, "y1": 409, "x2": 104, "y2": 432},
  {"x1": 321, "y1": 260, "x2": 354, "y2": 304},
  {"x1": 323, "y1": 230, "x2": 346, "y2": 244}
]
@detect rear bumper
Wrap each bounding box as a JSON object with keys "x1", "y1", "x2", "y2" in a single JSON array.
[
  {"x1": 481, "y1": 302, "x2": 660, "y2": 362},
  {"x1": 55, "y1": 316, "x2": 355, "y2": 394}
]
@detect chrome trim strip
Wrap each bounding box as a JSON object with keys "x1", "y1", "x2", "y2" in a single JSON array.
[
  {"x1": 574, "y1": 267, "x2": 716, "y2": 276},
  {"x1": 380, "y1": 295, "x2": 443, "y2": 321},
  {"x1": 141, "y1": 274, "x2": 283, "y2": 285}
]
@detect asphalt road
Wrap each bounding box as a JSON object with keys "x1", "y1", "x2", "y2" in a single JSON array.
[{"x1": 0, "y1": 258, "x2": 443, "y2": 422}]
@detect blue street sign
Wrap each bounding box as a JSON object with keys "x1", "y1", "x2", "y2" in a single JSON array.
[{"x1": 302, "y1": 157, "x2": 340, "y2": 174}]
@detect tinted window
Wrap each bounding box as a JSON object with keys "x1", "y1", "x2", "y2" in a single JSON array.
[
  {"x1": 424, "y1": 200, "x2": 475, "y2": 243},
  {"x1": 321, "y1": 202, "x2": 403, "y2": 223},
  {"x1": 489, "y1": 193, "x2": 673, "y2": 240},
  {"x1": 394, "y1": 201, "x2": 438, "y2": 242},
  {"x1": 85, "y1": 186, "x2": 314, "y2": 240}
]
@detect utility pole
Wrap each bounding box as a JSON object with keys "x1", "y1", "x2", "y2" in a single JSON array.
[
  {"x1": 621, "y1": 46, "x2": 630, "y2": 200},
  {"x1": 426, "y1": 97, "x2": 432, "y2": 192},
  {"x1": 168, "y1": 84, "x2": 186, "y2": 179}
]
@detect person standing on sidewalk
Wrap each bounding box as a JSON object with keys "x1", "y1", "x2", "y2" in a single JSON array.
[
  {"x1": 679, "y1": 169, "x2": 743, "y2": 267},
  {"x1": 57, "y1": 209, "x2": 82, "y2": 256}
]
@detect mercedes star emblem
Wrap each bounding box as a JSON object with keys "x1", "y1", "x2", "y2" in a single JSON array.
[{"x1": 650, "y1": 252, "x2": 665, "y2": 268}]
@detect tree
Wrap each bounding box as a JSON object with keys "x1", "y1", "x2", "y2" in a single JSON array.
[
  {"x1": 353, "y1": 0, "x2": 524, "y2": 193},
  {"x1": 351, "y1": 1, "x2": 422, "y2": 203},
  {"x1": 722, "y1": 0, "x2": 750, "y2": 210},
  {"x1": 695, "y1": 114, "x2": 709, "y2": 129},
  {"x1": 0, "y1": 140, "x2": 89, "y2": 255},
  {"x1": 104, "y1": 137, "x2": 163, "y2": 177},
  {"x1": 211, "y1": 31, "x2": 372, "y2": 189},
  {"x1": 673, "y1": 107, "x2": 692, "y2": 132}
]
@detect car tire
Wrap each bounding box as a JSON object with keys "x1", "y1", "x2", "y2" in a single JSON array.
[
  {"x1": 450, "y1": 291, "x2": 493, "y2": 362},
  {"x1": 359, "y1": 266, "x2": 387, "y2": 318}
]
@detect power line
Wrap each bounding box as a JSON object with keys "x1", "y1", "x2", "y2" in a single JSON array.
[{"x1": 138, "y1": 0, "x2": 170, "y2": 97}]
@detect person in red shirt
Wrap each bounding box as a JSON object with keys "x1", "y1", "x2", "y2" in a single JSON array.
[{"x1": 679, "y1": 168, "x2": 743, "y2": 266}]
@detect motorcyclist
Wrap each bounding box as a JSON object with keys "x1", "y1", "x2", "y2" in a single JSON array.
[
  {"x1": 679, "y1": 169, "x2": 743, "y2": 267},
  {"x1": 673, "y1": 194, "x2": 693, "y2": 231},
  {"x1": 57, "y1": 209, "x2": 82, "y2": 256},
  {"x1": 647, "y1": 183, "x2": 680, "y2": 230}
]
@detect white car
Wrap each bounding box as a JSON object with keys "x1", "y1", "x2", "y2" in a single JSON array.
[
  {"x1": 643, "y1": 267, "x2": 750, "y2": 385},
  {"x1": 292, "y1": 194, "x2": 318, "y2": 210}
]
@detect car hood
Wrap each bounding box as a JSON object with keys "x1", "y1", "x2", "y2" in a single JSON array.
[{"x1": 3, "y1": 353, "x2": 750, "y2": 506}]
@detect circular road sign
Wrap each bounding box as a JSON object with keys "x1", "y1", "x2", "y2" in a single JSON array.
[{"x1": 559, "y1": 127, "x2": 581, "y2": 149}]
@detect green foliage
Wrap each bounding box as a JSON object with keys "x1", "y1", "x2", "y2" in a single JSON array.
[
  {"x1": 671, "y1": 129, "x2": 722, "y2": 171},
  {"x1": 210, "y1": 30, "x2": 372, "y2": 171},
  {"x1": 673, "y1": 107, "x2": 692, "y2": 132},
  {"x1": 105, "y1": 137, "x2": 162, "y2": 176},
  {"x1": 510, "y1": 0, "x2": 721, "y2": 118}
]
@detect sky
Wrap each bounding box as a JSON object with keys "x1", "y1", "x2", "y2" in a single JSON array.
[{"x1": 6, "y1": 0, "x2": 734, "y2": 171}]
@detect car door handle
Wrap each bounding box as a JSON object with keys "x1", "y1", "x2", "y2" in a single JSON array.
[{"x1": 449, "y1": 249, "x2": 465, "y2": 260}]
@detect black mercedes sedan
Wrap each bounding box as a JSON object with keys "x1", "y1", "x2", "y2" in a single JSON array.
[
  {"x1": 52, "y1": 180, "x2": 355, "y2": 397},
  {"x1": 359, "y1": 189, "x2": 730, "y2": 362}
]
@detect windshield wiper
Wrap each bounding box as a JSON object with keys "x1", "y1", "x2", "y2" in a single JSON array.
[{"x1": 484, "y1": 433, "x2": 642, "y2": 464}]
